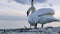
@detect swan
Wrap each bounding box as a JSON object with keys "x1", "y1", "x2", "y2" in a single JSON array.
[
  {"x1": 27, "y1": 0, "x2": 37, "y2": 28},
  {"x1": 28, "y1": 8, "x2": 60, "y2": 28},
  {"x1": 27, "y1": 0, "x2": 60, "y2": 28}
]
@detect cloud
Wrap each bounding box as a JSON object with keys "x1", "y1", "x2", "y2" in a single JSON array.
[
  {"x1": 0, "y1": 0, "x2": 29, "y2": 21},
  {"x1": 34, "y1": 0, "x2": 47, "y2": 3},
  {"x1": 13, "y1": 0, "x2": 47, "y2": 5},
  {"x1": 46, "y1": 0, "x2": 60, "y2": 6},
  {"x1": 0, "y1": 0, "x2": 29, "y2": 16},
  {"x1": 13, "y1": 0, "x2": 60, "y2": 7},
  {"x1": 14, "y1": 0, "x2": 26, "y2": 4}
]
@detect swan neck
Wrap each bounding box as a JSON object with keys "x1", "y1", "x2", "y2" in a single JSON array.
[{"x1": 31, "y1": 0, "x2": 34, "y2": 7}]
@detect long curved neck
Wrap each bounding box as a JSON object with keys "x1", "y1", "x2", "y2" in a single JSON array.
[
  {"x1": 31, "y1": 0, "x2": 34, "y2": 7},
  {"x1": 27, "y1": 0, "x2": 35, "y2": 16}
]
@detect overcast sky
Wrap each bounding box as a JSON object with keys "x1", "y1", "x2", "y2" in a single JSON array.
[
  {"x1": 0, "y1": 0, "x2": 60, "y2": 29},
  {"x1": 0, "y1": 0, "x2": 60, "y2": 20}
]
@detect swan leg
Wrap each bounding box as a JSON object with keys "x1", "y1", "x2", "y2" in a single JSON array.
[
  {"x1": 30, "y1": 25, "x2": 31, "y2": 29},
  {"x1": 41, "y1": 24, "x2": 44, "y2": 28},
  {"x1": 34, "y1": 23, "x2": 37, "y2": 28}
]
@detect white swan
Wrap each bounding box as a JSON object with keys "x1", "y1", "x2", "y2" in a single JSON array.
[
  {"x1": 28, "y1": 8, "x2": 60, "y2": 28},
  {"x1": 27, "y1": 0, "x2": 37, "y2": 28},
  {"x1": 27, "y1": 0, "x2": 60, "y2": 28}
]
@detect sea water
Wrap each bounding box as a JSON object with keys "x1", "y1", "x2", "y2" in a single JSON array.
[
  {"x1": 0, "y1": 20, "x2": 60, "y2": 34},
  {"x1": 0, "y1": 20, "x2": 60, "y2": 29},
  {"x1": 0, "y1": 20, "x2": 30, "y2": 29}
]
